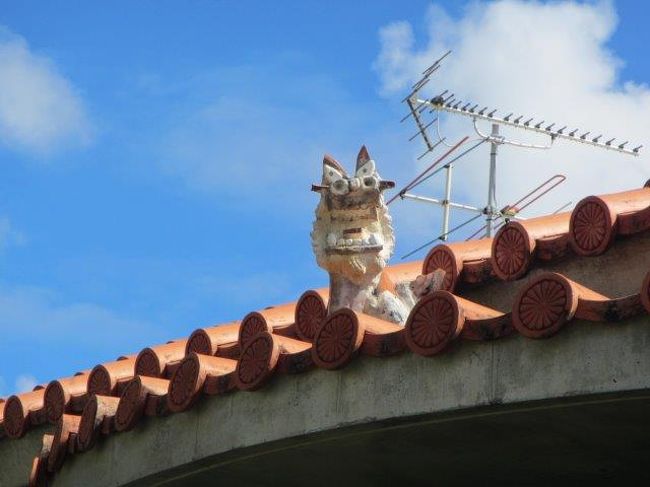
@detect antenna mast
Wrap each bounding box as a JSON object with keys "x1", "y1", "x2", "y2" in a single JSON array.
[{"x1": 398, "y1": 51, "x2": 642, "y2": 245}]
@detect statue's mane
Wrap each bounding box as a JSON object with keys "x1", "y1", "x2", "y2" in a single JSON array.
[
  {"x1": 310, "y1": 147, "x2": 418, "y2": 323},
  {"x1": 311, "y1": 192, "x2": 394, "y2": 272}
]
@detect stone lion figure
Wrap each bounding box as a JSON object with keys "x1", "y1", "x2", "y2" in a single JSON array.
[{"x1": 311, "y1": 145, "x2": 418, "y2": 324}]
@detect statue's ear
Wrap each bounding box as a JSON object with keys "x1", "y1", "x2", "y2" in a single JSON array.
[
  {"x1": 355, "y1": 145, "x2": 375, "y2": 177},
  {"x1": 356, "y1": 145, "x2": 370, "y2": 169},
  {"x1": 323, "y1": 154, "x2": 346, "y2": 184}
]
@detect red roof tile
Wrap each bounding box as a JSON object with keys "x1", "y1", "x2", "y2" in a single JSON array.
[
  {"x1": 238, "y1": 302, "x2": 297, "y2": 347},
  {"x1": 135, "y1": 340, "x2": 187, "y2": 378},
  {"x1": 3, "y1": 388, "x2": 46, "y2": 439},
  {"x1": 76, "y1": 395, "x2": 119, "y2": 452},
  {"x1": 492, "y1": 212, "x2": 571, "y2": 280},
  {"x1": 28, "y1": 433, "x2": 52, "y2": 486},
  {"x1": 185, "y1": 321, "x2": 239, "y2": 356},
  {"x1": 570, "y1": 187, "x2": 650, "y2": 256},
  {"x1": 114, "y1": 376, "x2": 169, "y2": 432},
  {"x1": 512, "y1": 272, "x2": 643, "y2": 338},
  {"x1": 43, "y1": 370, "x2": 90, "y2": 425},
  {"x1": 423, "y1": 238, "x2": 493, "y2": 290},
  {"x1": 381, "y1": 261, "x2": 423, "y2": 289},
  {"x1": 235, "y1": 332, "x2": 285, "y2": 390},
  {"x1": 312, "y1": 310, "x2": 404, "y2": 369},
  {"x1": 47, "y1": 413, "x2": 80, "y2": 473},
  {"x1": 405, "y1": 291, "x2": 510, "y2": 355},
  {"x1": 2, "y1": 179, "x2": 650, "y2": 486},
  {"x1": 167, "y1": 353, "x2": 237, "y2": 411},
  {"x1": 87, "y1": 355, "x2": 136, "y2": 397},
  {"x1": 294, "y1": 289, "x2": 328, "y2": 341}
]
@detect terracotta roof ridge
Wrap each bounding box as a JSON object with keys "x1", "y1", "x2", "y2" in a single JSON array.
[
  {"x1": 421, "y1": 179, "x2": 650, "y2": 289},
  {"x1": 16, "y1": 267, "x2": 650, "y2": 484}
]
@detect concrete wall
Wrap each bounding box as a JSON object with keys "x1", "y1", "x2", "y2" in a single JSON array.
[
  {"x1": 43, "y1": 314, "x2": 650, "y2": 486},
  {"x1": 0, "y1": 425, "x2": 48, "y2": 486}
]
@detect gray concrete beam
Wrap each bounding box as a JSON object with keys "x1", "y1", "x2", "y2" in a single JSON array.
[{"x1": 41, "y1": 314, "x2": 650, "y2": 486}]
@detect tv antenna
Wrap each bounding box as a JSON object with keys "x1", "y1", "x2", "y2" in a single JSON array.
[{"x1": 394, "y1": 50, "x2": 643, "y2": 256}]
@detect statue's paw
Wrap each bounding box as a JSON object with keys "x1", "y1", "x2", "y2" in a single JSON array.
[
  {"x1": 412, "y1": 269, "x2": 447, "y2": 297},
  {"x1": 372, "y1": 291, "x2": 410, "y2": 325}
]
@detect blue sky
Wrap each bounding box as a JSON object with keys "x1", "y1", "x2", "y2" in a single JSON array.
[{"x1": 0, "y1": 1, "x2": 648, "y2": 395}]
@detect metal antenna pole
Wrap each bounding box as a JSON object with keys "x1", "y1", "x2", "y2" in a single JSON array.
[
  {"x1": 396, "y1": 50, "x2": 642, "y2": 254},
  {"x1": 442, "y1": 164, "x2": 452, "y2": 241},
  {"x1": 486, "y1": 124, "x2": 499, "y2": 237}
]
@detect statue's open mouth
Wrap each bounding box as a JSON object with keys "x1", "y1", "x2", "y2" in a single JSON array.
[{"x1": 325, "y1": 230, "x2": 384, "y2": 254}]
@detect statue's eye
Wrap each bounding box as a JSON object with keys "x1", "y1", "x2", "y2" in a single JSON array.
[
  {"x1": 331, "y1": 179, "x2": 349, "y2": 195},
  {"x1": 363, "y1": 176, "x2": 378, "y2": 189}
]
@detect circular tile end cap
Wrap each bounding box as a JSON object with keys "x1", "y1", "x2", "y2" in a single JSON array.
[
  {"x1": 423, "y1": 244, "x2": 460, "y2": 291},
  {"x1": 238, "y1": 312, "x2": 272, "y2": 348},
  {"x1": 312, "y1": 308, "x2": 364, "y2": 370},
  {"x1": 77, "y1": 396, "x2": 99, "y2": 452},
  {"x1": 491, "y1": 222, "x2": 534, "y2": 281},
  {"x1": 114, "y1": 377, "x2": 146, "y2": 432},
  {"x1": 185, "y1": 329, "x2": 214, "y2": 356},
  {"x1": 134, "y1": 348, "x2": 162, "y2": 378},
  {"x1": 47, "y1": 415, "x2": 78, "y2": 473},
  {"x1": 86, "y1": 365, "x2": 113, "y2": 396},
  {"x1": 295, "y1": 290, "x2": 327, "y2": 341},
  {"x1": 235, "y1": 332, "x2": 280, "y2": 391},
  {"x1": 44, "y1": 381, "x2": 67, "y2": 425},
  {"x1": 3, "y1": 395, "x2": 27, "y2": 439},
  {"x1": 167, "y1": 353, "x2": 203, "y2": 412},
  {"x1": 405, "y1": 290, "x2": 464, "y2": 356},
  {"x1": 569, "y1": 195, "x2": 616, "y2": 256},
  {"x1": 513, "y1": 273, "x2": 577, "y2": 338}
]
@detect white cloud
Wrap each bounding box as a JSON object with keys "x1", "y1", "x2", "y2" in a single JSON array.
[
  {"x1": 375, "y1": 0, "x2": 650, "y2": 246},
  {"x1": 14, "y1": 374, "x2": 37, "y2": 393},
  {"x1": 0, "y1": 283, "x2": 169, "y2": 394},
  {"x1": 0, "y1": 283, "x2": 163, "y2": 347},
  {"x1": 0, "y1": 216, "x2": 25, "y2": 251},
  {"x1": 0, "y1": 27, "x2": 93, "y2": 155},
  {"x1": 159, "y1": 64, "x2": 376, "y2": 212},
  {"x1": 163, "y1": 95, "x2": 317, "y2": 200}
]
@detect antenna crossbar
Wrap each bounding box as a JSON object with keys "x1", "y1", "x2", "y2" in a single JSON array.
[
  {"x1": 387, "y1": 136, "x2": 469, "y2": 205},
  {"x1": 400, "y1": 193, "x2": 482, "y2": 215},
  {"x1": 406, "y1": 97, "x2": 436, "y2": 153},
  {"x1": 420, "y1": 98, "x2": 640, "y2": 157},
  {"x1": 464, "y1": 174, "x2": 567, "y2": 241}
]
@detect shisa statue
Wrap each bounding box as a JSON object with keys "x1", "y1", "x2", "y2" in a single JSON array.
[{"x1": 311, "y1": 146, "x2": 425, "y2": 324}]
